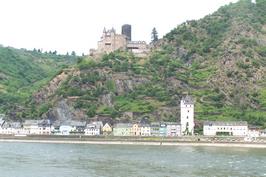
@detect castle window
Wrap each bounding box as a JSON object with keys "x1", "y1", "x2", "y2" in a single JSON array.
[
  {"x1": 188, "y1": 110, "x2": 189, "y2": 113},
  {"x1": 105, "y1": 43, "x2": 111, "y2": 45}
]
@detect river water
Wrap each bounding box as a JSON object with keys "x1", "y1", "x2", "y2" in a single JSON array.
[{"x1": 0, "y1": 142, "x2": 265, "y2": 177}]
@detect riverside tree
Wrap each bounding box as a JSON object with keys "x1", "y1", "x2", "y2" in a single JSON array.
[{"x1": 151, "y1": 27, "x2": 159, "y2": 43}]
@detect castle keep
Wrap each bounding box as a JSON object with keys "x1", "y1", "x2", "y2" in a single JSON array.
[{"x1": 90, "y1": 24, "x2": 149, "y2": 57}]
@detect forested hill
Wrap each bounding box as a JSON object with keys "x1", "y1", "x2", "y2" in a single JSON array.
[
  {"x1": 1, "y1": 0, "x2": 266, "y2": 129},
  {"x1": 0, "y1": 46, "x2": 77, "y2": 116},
  {"x1": 160, "y1": 0, "x2": 266, "y2": 125}
]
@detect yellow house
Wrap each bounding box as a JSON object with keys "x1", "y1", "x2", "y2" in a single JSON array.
[
  {"x1": 131, "y1": 123, "x2": 141, "y2": 136},
  {"x1": 102, "y1": 123, "x2": 112, "y2": 135}
]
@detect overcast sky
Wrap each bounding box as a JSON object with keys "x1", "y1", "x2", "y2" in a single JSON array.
[{"x1": 0, "y1": 0, "x2": 238, "y2": 55}]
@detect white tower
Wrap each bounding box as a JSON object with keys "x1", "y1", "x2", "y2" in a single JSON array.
[{"x1": 180, "y1": 96, "x2": 194, "y2": 135}]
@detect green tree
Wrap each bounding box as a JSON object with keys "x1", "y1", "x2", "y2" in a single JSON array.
[
  {"x1": 71, "y1": 51, "x2": 76, "y2": 56},
  {"x1": 151, "y1": 27, "x2": 159, "y2": 43}
]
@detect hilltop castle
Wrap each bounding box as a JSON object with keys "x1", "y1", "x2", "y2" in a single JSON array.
[{"x1": 90, "y1": 24, "x2": 149, "y2": 57}]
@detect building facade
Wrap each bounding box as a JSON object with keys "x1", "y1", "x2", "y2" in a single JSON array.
[
  {"x1": 23, "y1": 120, "x2": 52, "y2": 135},
  {"x1": 166, "y1": 122, "x2": 181, "y2": 137},
  {"x1": 85, "y1": 124, "x2": 101, "y2": 136},
  {"x1": 131, "y1": 123, "x2": 141, "y2": 136},
  {"x1": 113, "y1": 123, "x2": 132, "y2": 136},
  {"x1": 203, "y1": 121, "x2": 248, "y2": 136},
  {"x1": 150, "y1": 122, "x2": 160, "y2": 136},
  {"x1": 159, "y1": 123, "x2": 167, "y2": 136},
  {"x1": 180, "y1": 96, "x2": 194, "y2": 135},
  {"x1": 102, "y1": 123, "x2": 112, "y2": 135},
  {"x1": 96, "y1": 28, "x2": 127, "y2": 54},
  {"x1": 140, "y1": 124, "x2": 151, "y2": 136},
  {"x1": 90, "y1": 25, "x2": 149, "y2": 57}
]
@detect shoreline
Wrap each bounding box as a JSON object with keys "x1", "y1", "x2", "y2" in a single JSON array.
[{"x1": 1, "y1": 138, "x2": 266, "y2": 148}]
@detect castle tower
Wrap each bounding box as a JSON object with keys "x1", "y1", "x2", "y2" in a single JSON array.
[
  {"x1": 122, "y1": 24, "x2": 131, "y2": 41},
  {"x1": 180, "y1": 96, "x2": 194, "y2": 135}
]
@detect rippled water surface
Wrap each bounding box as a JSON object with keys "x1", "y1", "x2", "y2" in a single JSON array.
[{"x1": 0, "y1": 142, "x2": 265, "y2": 177}]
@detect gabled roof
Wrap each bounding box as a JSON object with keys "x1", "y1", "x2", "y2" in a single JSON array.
[
  {"x1": 139, "y1": 124, "x2": 150, "y2": 128},
  {"x1": 150, "y1": 122, "x2": 160, "y2": 127},
  {"x1": 166, "y1": 122, "x2": 181, "y2": 126},
  {"x1": 23, "y1": 120, "x2": 42, "y2": 126},
  {"x1": 2, "y1": 121, "x2": 22, "y2": 129},
  {"x1": 23, "y1": 119, "x2": 51, "y2": 127},
  {"x1": 204, "y1": 121, "x2": 248, "y2": 126},
  {"x1": 0, "y1": 118, "x2": 5, "y2": 127},
  {"x1": 103, "y1": 123, "x2": 112, "y2": 128},
  {"x1": 92, "y1": 121, "x2": 103, "y2": 127},
  {"x1": 60, "y1": 120, "x2": 86, "y2": 127},
  {"x1": 70, "y1": 121, "x2": 86, "y2": 127},
  {"x1": 114, "y1": 123, "x2": 132, "y2": 128},
  {"x1": 10, "y1": 122, "x2": 22, "y2": 128},
  {"x1": 86, "y1": 124, "x2": 101, "y2": 129}
]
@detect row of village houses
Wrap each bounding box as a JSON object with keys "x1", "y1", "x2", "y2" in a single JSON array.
[
  {"x1": 0, "y1": 118, "x2": 266, "y2": 137},
  {"x1": 0, "y1": 96, "x2": 265, "y2": 137},
  {"x1": 0, "y1": 118, "x2": 182, "y2": 137}
]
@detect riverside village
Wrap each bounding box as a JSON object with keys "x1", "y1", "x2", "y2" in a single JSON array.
[
  {"x1": 1, "y1": 96, "x2": 266, "y2": 142},
  {"x1": 1, "y1": 25, "x2": 266, "y2": 143}
]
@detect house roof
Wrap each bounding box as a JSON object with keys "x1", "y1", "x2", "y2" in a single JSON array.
[
  {"x1": 181, "y1": 95, "x2": 194, "y2": 104},
  {"x1": 60, "y1": 120, "x2": 86, "y2": 127},
  {"x1": 204, "y1": 121, "x2": 248, "y2": 126},
  {"x1": 86, "y1": 123, "x2": 101, "y2": 129},
  {"x1": 92, "y1": 121, "x2": 103, "y2": 127},
  {"x1": 0, "y1": 118, "x2": 5, "y2": 127},
  {"x1": 166, "y1": 122, "x2": 181, "y2": 126},
  {"x1": 150, "y1": 122, "x2": 160, "y2": 127},
  {"x1": 114, "y1": 123, "x2": 132, "y2": 128},
  {"x1": 23, "y1": 120, "x2": 42, "y2": 126},
  {"x1": 23, "y1": 119, "x2": 51, "y2": 127},
  {"x1": 10, "y1": 122, "x2": 22, "y2": 128},
  {"x1": 70, "y1": 121, "x2": 86, "y2": 127},
  {"x1": 103, "y1": 123, "x2": 112, "y2": 128},
  {"x1": 2, "y1": 122, "x2": 22, "y2": 129},
  {"x1": 52, "y1": 120, "x2": 61, "y2": 127},
  {"x1": 139, "y1": 124, "x2": 150, "y2": 127}
]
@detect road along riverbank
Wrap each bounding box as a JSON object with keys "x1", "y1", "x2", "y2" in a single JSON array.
[{"x1": 1, "y1": 135, "x2": 266, "y2": 148}]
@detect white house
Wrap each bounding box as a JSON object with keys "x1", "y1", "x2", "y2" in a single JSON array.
[
  {"x1": 140, "y1": 124, "x2": 151, "y2": 136},
  {"x1": 203, "y1": 121, "x2": 248, "y2": 136},
  {"x1": 166, "y1": 122, "x2": 181, "y2": 137},
  {"x1": 23, "y1": 120, "x2": 42, "y2": 135},
  {"x1": 59, "y1": 125, "x2": 72, "y2": 135},
  {"x1": 0, "y1": 122, "x2": 26, "y2": 135},
  {"x1": 180, "y1": 96, "x2": 194, "y2": 135},
  {"x1": 59, "y1": 121, "x2": 86, "y2": 135},
  {"x1": 84, "y1": 123, "x2": 101, "y2": 136},
  {"x1": 23, "y1": 119, "x2": 52, "y2": 135},
  {"x1": 37, "y1": 120, "x2": 52, "y2": 135}
]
